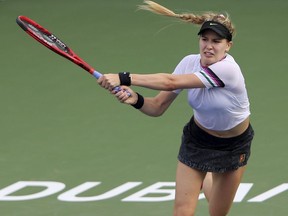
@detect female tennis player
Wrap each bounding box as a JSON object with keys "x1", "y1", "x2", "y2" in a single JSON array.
[{"x1": 98, "y1": 1, "x2": 254, "y2": 215}]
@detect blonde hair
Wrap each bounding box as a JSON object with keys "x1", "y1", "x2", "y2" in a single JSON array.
[{"x1": 138, "y1": 0, "x2": 235, "y2": 36}]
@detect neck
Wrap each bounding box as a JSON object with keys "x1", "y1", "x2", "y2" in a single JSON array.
[{"x1": 200, "y1": 54, "x2": 227, "y2": 68}]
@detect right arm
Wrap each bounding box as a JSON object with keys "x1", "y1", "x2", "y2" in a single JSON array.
[
  {"x1": 130, "y1": 73, "x2": 205, "y2": 90},
  {"x1": 98, "y1": 73, "x2": 205, "y2": 91}
]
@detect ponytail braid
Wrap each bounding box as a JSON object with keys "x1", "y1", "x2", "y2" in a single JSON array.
[{"x1": 138, "y1": 1, "x2": 235, "y2": 36}]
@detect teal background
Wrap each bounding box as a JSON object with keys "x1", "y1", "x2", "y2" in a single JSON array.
[{"x1": 1, "y1": 0, "x2": 288, "y2": 215}]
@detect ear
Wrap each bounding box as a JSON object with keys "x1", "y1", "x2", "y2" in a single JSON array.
[{"x1": 225, "y1": 41, "x2": 233, "y2": 52}]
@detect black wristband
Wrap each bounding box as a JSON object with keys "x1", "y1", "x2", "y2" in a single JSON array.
[
  {"x1": 131, "y1": 92, "x2": 144, "y2": 109},
  {"x1": 118, "y1": 72, "x2": 131, "y2": 86}
]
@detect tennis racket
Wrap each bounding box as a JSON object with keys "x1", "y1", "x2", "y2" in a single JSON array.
[{"x1": 16, "y1": 15, "x2": 126, "y2": 93}]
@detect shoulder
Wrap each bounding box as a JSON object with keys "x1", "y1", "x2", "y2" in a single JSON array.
[
  {"x1": 209, "y1": 54, "x2": 242, "y2": 80},
  {"x1": 173, "y1": 54, "x2": 200, "y2": 75},
  {"x1": 209, "y1": 54, "x2": 243, "y2": 89},
  {"x1": 176, "y1": 54, "x2": 201, "y2": 69}
]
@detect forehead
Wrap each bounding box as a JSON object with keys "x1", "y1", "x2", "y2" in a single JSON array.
[{"x1": 200, "y1": 30, "x2": 224, "y2": 40}]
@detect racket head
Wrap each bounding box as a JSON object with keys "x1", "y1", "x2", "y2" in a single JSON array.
[{"x1": 16, "y1": 16, "x2": 95, "y2": 74}]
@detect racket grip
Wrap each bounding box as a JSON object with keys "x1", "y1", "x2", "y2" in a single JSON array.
[
  {"x1": 92, "y1": 70, "x2": 131, "y2": 97},
  {"x1": 92, "y1": 70, "x2": 102, "y2": 79}
]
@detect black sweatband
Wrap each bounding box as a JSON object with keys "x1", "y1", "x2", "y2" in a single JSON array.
[
  {"x1": 131, "y1": 92, "x2": 144, "y2": 109},
  {"x1": 118, "y1": 72, "x2": 131, "y2": 86}
]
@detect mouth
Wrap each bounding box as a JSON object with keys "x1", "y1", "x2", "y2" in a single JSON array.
[{"x1": 204, "y1": 51, "x2": 214, "y2": 57}]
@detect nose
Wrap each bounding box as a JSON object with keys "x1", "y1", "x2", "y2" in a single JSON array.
[{"x1": 206, "y1": 42, "x2": 213, "y2": 49}]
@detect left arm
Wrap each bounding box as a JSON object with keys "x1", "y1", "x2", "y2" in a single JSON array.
[{"x1": 113, "y1": 86, "x2": 178, "y2": 117}]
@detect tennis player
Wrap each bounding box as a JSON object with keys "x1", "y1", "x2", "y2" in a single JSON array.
[{"x1": 98, "y1": 1, "x2": 254, "y2": 215}]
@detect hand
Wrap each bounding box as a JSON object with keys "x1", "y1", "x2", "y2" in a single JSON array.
[
  {"x1": 97, "y1": 74, "x2": 120, "y2": 91},
  {"x1": 113, "y1": 86, "x2": 138, "y2": 105}
]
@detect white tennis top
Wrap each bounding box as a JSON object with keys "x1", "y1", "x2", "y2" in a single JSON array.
[{"x1": 173, "y1": 54, "x2": 250, "y2": 131}]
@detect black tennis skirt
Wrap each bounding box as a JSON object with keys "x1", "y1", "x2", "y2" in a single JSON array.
[{"x1": 178, "y1": 117, "x2": 254, "y2": 173}]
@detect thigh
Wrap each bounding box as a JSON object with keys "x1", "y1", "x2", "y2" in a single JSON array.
[
  {"x1": 174, "y1": 161, "x2": 206, "y2": 216},
  {"x1": 209, "y1": 166, "x2": 246, "y2": 216}
]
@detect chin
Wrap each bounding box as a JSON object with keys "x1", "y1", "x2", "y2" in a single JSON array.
[{"x1": 202, "y1": 59, "x2": 216, "y2": 67}]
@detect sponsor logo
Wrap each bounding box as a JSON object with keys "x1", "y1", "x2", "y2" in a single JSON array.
[{"x1": 0, "y1": 181, "x2": 287, "y2": 202}]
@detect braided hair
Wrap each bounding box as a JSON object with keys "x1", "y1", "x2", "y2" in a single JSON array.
[{"x1": 138, "y1": 0, "x2": 235, "y2": 37}]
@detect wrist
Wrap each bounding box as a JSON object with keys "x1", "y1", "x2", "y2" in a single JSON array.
[
  {"x1": 118, "y1": 72, "x2": 131, "y2": 86},
  {"x1": 131, "y1": 92, "x2": 144, "y2": 109}
]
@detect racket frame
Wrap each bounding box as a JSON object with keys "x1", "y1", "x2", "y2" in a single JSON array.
[{"x1": 16, "y1": 15, "x2": 102, "y2": 79}]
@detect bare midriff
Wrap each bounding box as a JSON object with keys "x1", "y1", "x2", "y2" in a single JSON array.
[{"x1": 194, "y1": 117, "x2": 250, "y2": 138}]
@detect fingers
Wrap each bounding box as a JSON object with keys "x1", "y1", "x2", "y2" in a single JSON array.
[
  {"x1": 97, "y1": 74, "x2": 120, "y2": 90},
  {"x1": 97, "y1": 75, "x2": 137, "y2": 105},
  {"x1": 115, "y1": 90, "x2": 129, "y2": 102},
  {"x1": 114, "y1": 86, "x2": 138, "y2": 105}
]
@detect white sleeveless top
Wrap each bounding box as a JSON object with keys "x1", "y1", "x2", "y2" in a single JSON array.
[{"x1": 172, "y1": 54, "x2": 250, "y2": 131}]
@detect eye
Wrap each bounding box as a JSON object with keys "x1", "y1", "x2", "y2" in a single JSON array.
[
  {"x1": 213, "y1": 39, "x2": 222, "y2": 43},
  {"x1": 201, "y1": 36, "x2": 208, "y2": 41}
]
